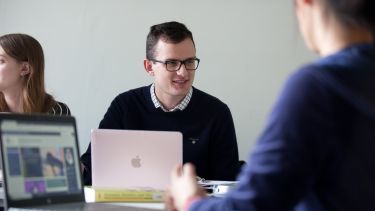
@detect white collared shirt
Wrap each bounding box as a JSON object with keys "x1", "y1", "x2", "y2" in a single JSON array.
[{"x1": 150, "y1": 83, "x2": 193, "y2": 112}]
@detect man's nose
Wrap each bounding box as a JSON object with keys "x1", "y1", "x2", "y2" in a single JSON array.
[{"x1": 176, "y1": 64, "x2": 188, "y2": 76}]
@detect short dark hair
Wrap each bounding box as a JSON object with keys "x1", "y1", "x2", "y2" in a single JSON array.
[
  {"x1": 322, "y1": 0, "x2": 375, "y2": 33},
  {"x1": 146, "y1": 21, "x2": 195, "y2": 59}
]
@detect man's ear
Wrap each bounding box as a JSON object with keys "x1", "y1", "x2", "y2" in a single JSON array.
[
  {"x1": 20, "y1": 62, "x2": 30, "y2": 77},
  {"x1": 144, "y1": 59, "x2": 154, "y2": 76}
]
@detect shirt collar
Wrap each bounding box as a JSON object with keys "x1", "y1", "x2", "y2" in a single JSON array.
[{"x1": 150, "y1": 83, "x2": 193, "y2": 112}]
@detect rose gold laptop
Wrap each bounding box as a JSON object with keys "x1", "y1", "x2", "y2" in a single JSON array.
[{"x1": 90, "y1": 129, "x2": 182, "y2": 190}]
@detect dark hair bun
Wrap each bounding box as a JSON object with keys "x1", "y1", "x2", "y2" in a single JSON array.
[{"x1": 327, "y1": 0, "x2": 375, "y2": 31}]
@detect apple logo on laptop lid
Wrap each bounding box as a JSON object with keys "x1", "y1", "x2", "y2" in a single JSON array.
[{"x1": 131, "y1": 155, "x2": 141, "y2": 168}]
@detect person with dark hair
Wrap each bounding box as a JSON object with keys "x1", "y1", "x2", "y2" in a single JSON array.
[
  {"x1": 166, "y1": 0, "x2": 375, "y2": 210},
  {"x1": 0, "y1": 33, "x2": 70, "y2": 115},
  {"x1": 80, "y1": 21, "x2": 239, "y2": 185}
]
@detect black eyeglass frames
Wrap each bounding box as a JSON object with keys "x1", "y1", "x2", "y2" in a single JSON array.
[{"x1": 150, "y1": 58, "x2": 200, "y2": 72}]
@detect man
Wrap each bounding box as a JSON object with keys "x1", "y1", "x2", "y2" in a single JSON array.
[{"x1": 80, "y1": 21, "x2": 239, "y2": 185}]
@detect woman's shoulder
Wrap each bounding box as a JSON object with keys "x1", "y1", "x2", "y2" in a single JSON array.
[{"x1": 48, "y1": 101, "x2": 71, "y2": 116}]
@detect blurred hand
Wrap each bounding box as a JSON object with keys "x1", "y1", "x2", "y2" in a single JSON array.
[{"x1": 165, "y1": 163, "x2": 206, "y2": 211}]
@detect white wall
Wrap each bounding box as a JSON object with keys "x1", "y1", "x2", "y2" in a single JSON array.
[{"x1": 0, "y1": 0, "x2": 316, "y2": 160}]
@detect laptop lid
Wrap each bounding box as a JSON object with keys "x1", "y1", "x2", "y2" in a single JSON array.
[
  {"x1": 91, "y1": 129, "x2": 182, "y2": 190},
  {"x1": 0, "y1": 114, "x2": 84, "y2": 208}
]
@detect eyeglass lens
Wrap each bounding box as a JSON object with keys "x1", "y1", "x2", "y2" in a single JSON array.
[{"x1": 166, "y1": 59, "x2": 199, "y2": 71}]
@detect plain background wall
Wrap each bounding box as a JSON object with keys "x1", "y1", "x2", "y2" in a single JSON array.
[{"x1": 0, "y1": 0, "x2": 316, "y2": 160}]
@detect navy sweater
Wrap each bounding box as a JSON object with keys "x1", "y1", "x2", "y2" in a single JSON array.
[
  {"x1": 190, "y1": 44, "x2": 375, "y2": 211},
  {"x1": 81, "y1": 86, "x2": 239, "y2": 185}
]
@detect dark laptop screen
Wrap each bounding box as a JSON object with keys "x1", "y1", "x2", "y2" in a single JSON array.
[{"x1": 0, "y1": 115, "x2": 82, "y2": 202}]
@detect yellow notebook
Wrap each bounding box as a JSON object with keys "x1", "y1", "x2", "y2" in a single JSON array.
[{"x1": 84, "y1": 186, "x2": 164, "y2": 202}]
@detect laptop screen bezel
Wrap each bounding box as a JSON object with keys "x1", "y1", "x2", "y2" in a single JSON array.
[{"x1": 0, "y1": 113, "x2": 85, "y2": 208}]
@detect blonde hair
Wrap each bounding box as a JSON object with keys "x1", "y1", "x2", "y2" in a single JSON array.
[{"x1": 0, "y1": 33, "x2": 56, "y2": 113}]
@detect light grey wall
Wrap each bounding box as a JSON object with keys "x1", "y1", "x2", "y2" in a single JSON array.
[{"x1": 0, "y1": 0, "x2": 316, "y2": 160}]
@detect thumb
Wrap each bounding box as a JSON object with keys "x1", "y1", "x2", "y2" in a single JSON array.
[{"x1": 171, "y1": 164, "x2": 183, "y2": 180}]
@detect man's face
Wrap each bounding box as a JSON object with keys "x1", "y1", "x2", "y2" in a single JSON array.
[{"x1": 147, "y1": 38, "x2": 196, "y2": 103}]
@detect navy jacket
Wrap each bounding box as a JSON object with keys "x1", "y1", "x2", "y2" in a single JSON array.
[{"x1": 191, "y1": 43, "x2": 375, "y2": 211}]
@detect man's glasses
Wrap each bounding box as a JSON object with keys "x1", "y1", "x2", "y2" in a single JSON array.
[{"x1": 150, "y1": 58, "x2": 200, "y2": 72}]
